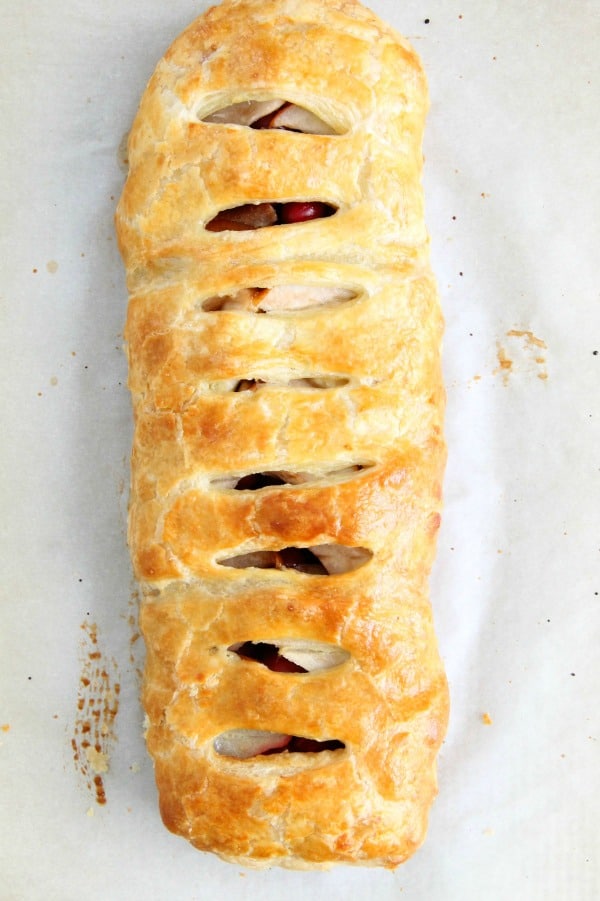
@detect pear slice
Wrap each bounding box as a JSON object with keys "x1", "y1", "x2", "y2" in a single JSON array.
[
  {"x1": 269, "y1": 103, "x2": 336, "y2": 135},
  {"x1": 203, "y1": 99, "x2": 283, "y2": 126},
  {"x1": 202, "y1": 284, "x2": 355, "y2": 313},
  {"x1": 258, "y1": 284, "x2": 355, "y2": 312},
  {"x1": 310, "y1": 544, "x2": 373, "y2": 575},
  {"x1": 213, "y1": 729, "x2": 290, "y2": 759},
  {"x1": 277, "y1": 640, "x2": 350, "y2": 672}
]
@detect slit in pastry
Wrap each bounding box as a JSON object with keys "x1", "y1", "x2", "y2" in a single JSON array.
[
  {"x1": 217, "y1": 545, "x2": 372, "y2": 576},
  {"x1": 209, "y1": 462, "x2": 373, "y2": 491},
  {"x1": 197, "y1": 375, "x2": 354, "y2": 394},
  {"x1": 205, "y1": 201, "x2": 337, "y2": 232},
  {"x1": 228, "y1": 639, "x2": 350, "y2": 673},
  {"x1": 202, "y1": 99, "x2": 337, "y2": 135},
  {"x1": 201, "y1": 284, "x2": 357, "y2": 314},
  {"x1": 213, "y1": 728, "x2": 345, "y2": 759},
  {"x1": 232, "y1": 376, "x2": 349, "y2": 392}
]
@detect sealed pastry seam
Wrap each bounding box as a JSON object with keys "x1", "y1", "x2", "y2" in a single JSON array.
[{"x1": 116, "y1": 0, "x2": 448, "y2": 869}]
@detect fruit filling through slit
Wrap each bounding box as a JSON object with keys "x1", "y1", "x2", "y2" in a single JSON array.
[
  {"x1": 229, "y1": 639, "x2": 350, "y2": 673},
  {"x1": 234, "y1": 378, "x2": 265, "y2": 392},
  {"x1": 209, "y1": 463, "x2": 371, "y2": 491},
  {"x1": 218, "y1": 545, "x2": 372, "y2": 575},
  {"x1": 220, "y1": 547, "x2": 328, "y2": 575},
  {"x1": 251, "y1": 102, "x2": 335, "y2": 134},
  {"x1": 232, "y1": 641, "x2": 307, "y2": 673},
  {"x1": 233, "y1": 472, "x2": 287, "y2": 490},
  {"x1": 233, "y1": 376, "x2": 349, "y2": 392},
  {"x1": 206, "y1": 201, "x2": 336, "y2": 232},
  {"x1": 202, "y1": 100, "x2": 337, "y2": 135},
  {"x1": 213, "y1": 728, "x2": 345, "y2": 759},
  {"x1": 264, "y1": 736, "x2": 345, "y2": 755},
  {"x1": 201, "y1": 284, "x2": 357, "y2": 313}
]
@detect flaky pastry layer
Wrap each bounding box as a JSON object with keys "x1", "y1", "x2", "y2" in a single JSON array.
[{"x1": 116, "y1": 0, "x2": 448, "y2": 869}]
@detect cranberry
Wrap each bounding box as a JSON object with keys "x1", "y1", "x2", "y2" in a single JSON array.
[
  {"x1": 234, "y1": 641, "x2": 307, "y2": 673},
  {"x1": 233, "y1": 473, "x2": 286, "y2": 490},
  {"x1": 279, "y1": 202, "x2": 335, "y2": 224}
]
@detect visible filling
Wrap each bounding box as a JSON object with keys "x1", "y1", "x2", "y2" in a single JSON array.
[
  {"x1": 218, "y1": 545, "x2": 372, "y2": 575},
  {"x1": 229, "y1": 639, "x2": 350, "y2": 673},
  {"x1": 209, "y1": 463, "x2": 371, "y2": 491},
  {"x1": 203, "y1": 100, "x2": 337, "y2": 135},
  {"x1": 231, "y1": 641, "x2": 307, "y2": 673},
  {"x1": 232, "y1": 472, "x2": 287, "y2": 490},
  {"x1": 233, "y1": 376, "x2": 349, "y2": 392},
  {"x1": 219, "y1": 547, "x2": 328, "y2": 575},
  {"x1": 234, "y1": 378, "x2": 265, "y2": 393},
  {"x1": 201, "y1": 284, "x2": 356, "y2": 313},
  {"x1": 213, "y1": 728, "x2": 345, "y2": 759},
  {"x1": 206, "y1": 200, "x2": 336, "y2": 232},
  {"x1": 200, "y1": 97, "x2": 352, "y2": 769}
]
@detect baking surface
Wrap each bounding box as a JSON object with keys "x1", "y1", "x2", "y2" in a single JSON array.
[{"x1": 1, "y1": 0, "x2": 598, "y2": 898}]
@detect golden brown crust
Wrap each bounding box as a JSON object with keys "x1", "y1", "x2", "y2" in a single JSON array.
[{"x1": 116, "y1": 0, "x2": 448, "y2": 869}]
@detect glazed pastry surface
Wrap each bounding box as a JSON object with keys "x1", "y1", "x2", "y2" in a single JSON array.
[{"x1": 116, "y1": 0, "x2": 448, "y2": 869}]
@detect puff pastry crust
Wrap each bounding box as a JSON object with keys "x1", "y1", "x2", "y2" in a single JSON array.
[{"x1": 116, "y1": 0, "x2": 448, "y2": 869}]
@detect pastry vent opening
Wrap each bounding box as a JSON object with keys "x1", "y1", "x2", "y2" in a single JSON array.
[
  {"x1": 209, "y1": 462, "x2": 373, "y2": 491},
  {"x1": 217, "y1": 545, "x2": 373, "y2": 576},
  {"x1": 198, "y1": 375, "x2": 353, "y2": 394},
  {"x1": 205, "y1": 201, "x2": 337, "y2": 232},
  {"x1": 201, "y1": 284, "x2": 358, "y2": 314},
  {"x1": 228, "y1": 640, "x2": 350, "y2": 673},
  {"x1": 213, "y1": 728, "x2": 345, "y2": 760},
  {"x1": 232, "y1": 375, "x2": 350, "y2": 393},
  {"x1": 201, "y1": 100, "x2": 342, "y2": 135}
]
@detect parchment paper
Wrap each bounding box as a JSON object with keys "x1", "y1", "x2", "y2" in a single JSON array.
[{"x1": 1, "y1": 1, "x2": 598, "y2": 898}]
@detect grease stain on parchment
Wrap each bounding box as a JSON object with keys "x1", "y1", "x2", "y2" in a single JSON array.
[
  {"x1": 495, "y1": 329, "x2": 547, "y2": 384},
  {"x1": 71, "y1": 621, "x2": 120, "y2": 806}
]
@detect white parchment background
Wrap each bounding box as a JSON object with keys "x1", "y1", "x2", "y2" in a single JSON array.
[{"x1": 1, "y1": 1, "x2": 598, "y2": 898}]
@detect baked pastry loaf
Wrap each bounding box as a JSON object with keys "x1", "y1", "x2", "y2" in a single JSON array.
[{"x1": 116, "y1": 0, "x2": 448, "y2": 869}]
